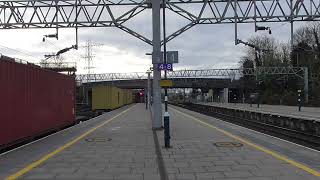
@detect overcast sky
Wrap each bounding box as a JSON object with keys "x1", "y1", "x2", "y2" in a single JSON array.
[{"x1": 0, "y1": 5, "x2": 308, "y2": 74}]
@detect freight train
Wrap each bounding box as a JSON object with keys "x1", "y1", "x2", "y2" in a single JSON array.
[
  {"x1": 0, "y1": 55, "x2": 76, "y2": 151},
  {"x1": 91, "y1": 85, "x2": 133, "y2": 112}
]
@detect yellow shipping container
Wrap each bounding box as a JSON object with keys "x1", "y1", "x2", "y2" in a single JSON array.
[
  {"x1": 92, "y1": 85, "x2": 133, "y2": 111},
  {"x1": 127, "y1": 90, "x2": 133, "y2": 104}
]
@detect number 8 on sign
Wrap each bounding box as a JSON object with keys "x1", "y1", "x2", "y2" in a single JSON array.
[{"x1": 167, "y1": 63, "x2": 173, "y2": 71}]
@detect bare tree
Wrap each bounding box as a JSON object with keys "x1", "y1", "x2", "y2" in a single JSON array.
[
  {"x1": 238, "y1": 22, "x2": 320, "y2": 106},
  {"x1": 278, "y1": 43, "x2": 291, "y2": 66},
  {"x1": 241, "y1": 35, "x2": 283, "y2": 67},
  {"x1": 291, "y1": 22, "x2": 320, "y2": 72}
]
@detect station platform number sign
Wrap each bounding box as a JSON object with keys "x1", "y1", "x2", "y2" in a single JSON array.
[{"x1": 157, "y1": 63, "x2": 173, "y2": 71}]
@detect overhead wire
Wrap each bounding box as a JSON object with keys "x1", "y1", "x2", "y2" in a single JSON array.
[
  {"x1": 44, "y1": 40, "x2": 59, "y2": 50},
  {"x1": 0, "y1": 44, "x2": 37, "y2": 58},
  {"x1": 0, "y1": 44, "x2": 39, "y2": 60}
]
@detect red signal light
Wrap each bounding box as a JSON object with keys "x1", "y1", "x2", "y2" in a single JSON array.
[{"x1": 139, "y1": 90, "x2": 144, "y2": 97}]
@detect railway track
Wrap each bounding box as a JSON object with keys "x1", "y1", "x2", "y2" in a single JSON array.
[{"x1": 171, "y1": 103, "x2": 320, "y2": 151}]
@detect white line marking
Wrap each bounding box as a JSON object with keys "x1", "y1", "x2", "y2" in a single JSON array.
[{"x1": 111, "y1": 127, "x2": 121, "y2": 131}]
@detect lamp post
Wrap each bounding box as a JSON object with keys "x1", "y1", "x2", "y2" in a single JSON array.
[
  {"x1": 146, "y1": 69, "x2": 152, "y2": 110},
  {"x1": 162, "y1": 0, "x2": 171, "y2": 148},
  {"x1": 257, "y1": 81, "x2": 262, "y2": 108}
]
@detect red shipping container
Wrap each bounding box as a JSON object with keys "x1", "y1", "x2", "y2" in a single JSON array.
[{"x1": 0, "y1": 58, "x2": 76, "y2": 148}]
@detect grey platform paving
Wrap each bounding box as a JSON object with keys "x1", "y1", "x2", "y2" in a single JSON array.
[
  {"x1": 1, "y1": 103, "x2": 319, "y2": 180},
  {"x1": 198, "y1": 102, "x2": 320, "y2": 121},
  {"x1": 19, "y1": 104, "x2": 157, "y2": 180},
  {"x1": 0, "y1": 105, "x2": 134, "y2": 179},
  {"x1": 1, "y1": 104, "x2": 159, "y2": 180},
  {"x1": 158, "y1": 105, "x2": 320, "y2": 180}
]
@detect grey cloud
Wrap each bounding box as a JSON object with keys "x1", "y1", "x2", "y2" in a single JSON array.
[{"x1": 0, "y1": 3, "x2": 310, "y2": 73}]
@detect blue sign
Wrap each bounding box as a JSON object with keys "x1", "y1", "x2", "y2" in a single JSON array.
[{"x1": 157, "y1": 63, "x2": 173, "y2": 71}]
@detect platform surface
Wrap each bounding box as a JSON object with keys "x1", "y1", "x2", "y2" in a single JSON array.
[
  {"x1": 1, "y1": 104, "x2": 319, "y2": 180},
  {"x1": 1, "y1": 104, "x2": 159, "y2": 180},
  {"x1": 197, "y1": 102, "x2": 320, "y2": 121},
  {"x1": 163, "y1": 105, "x2": 320, "y2": 180}
]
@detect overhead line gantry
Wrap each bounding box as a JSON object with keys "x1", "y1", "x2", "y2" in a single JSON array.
[{"x1": 1, "y1": 0, "x2": 319, "y2": 128}]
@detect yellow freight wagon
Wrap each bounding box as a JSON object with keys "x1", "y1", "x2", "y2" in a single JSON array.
[
  {"x1": 126, "y1": 90, "x2": 133, "y2": 104},
  {"x1": 122, "y1": 89, "x2": 129, "y2": 105},
  {"x1": 92, "y1": 85, "x2": 133, "y2": 111}
]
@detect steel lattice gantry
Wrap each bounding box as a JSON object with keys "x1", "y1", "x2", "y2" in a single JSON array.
[
  {"x1": 1, "y1": 0, "x2": 318, "y2": 128},
  {"x1": 0, "y1": 0, "x2": 153, "y2": 44},
  {"x1": 1, "y1": 0, "x2": 320, "y2": 45},
  {"x1": 76, "y1": 67, "x2": 307, "y2": 82}
]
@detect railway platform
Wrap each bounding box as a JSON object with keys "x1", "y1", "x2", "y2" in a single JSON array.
[
  {"x1": 0, "y1": 104, "x2": 319, "y2": 180},
  {"x1": 198, "y1": 102, "x2": 320, "y2": 121}
]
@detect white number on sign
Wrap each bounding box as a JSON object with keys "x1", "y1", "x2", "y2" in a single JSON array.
[{"x1": 167, "y1": 64, "x2": 172, "y2": 70}]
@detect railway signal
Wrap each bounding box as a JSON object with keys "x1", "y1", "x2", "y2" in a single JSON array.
[{"x1": 298, "y1": 89, "x2": 302, "y2": 111}]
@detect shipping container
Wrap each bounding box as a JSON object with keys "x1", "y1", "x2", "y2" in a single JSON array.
[
  {"x1": 92, "y1": 85, "x2": 133, "y2": 111},
  {"x1": 0, "y1": 58, "x2": 76, "y2": 149}
]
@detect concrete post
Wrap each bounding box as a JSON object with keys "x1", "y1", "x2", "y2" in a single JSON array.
[
  {"x1": 223, "y1": 88, "x2": 229, "y2": 103},
  {"x1": 152, "y1": 0, "x2": 162, "y2": 129}
]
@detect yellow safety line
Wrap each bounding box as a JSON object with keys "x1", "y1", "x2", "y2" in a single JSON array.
[
  {"x1": 171, "y1": 107, "x2": 320, "y2": 177},
  {"x1": 6, "y1": 105, "x2": 135, "y2": 180}
]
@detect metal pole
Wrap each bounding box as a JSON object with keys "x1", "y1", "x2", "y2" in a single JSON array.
[
  {"x1": 147, "y1": 72, "x2": 151, "y2": 109},
  {"x1": 145, "y1": 86, "x2": 148, "y2": 110},
  {"x1": 254, "y1": 0, "x2": 256, "y2": 32},
  {"x1": 290, "y1": 0, "x2": 293, "y2": 49},
  {"x1": 75, "y1": 0, "x2": 78, "y2": 49},
  {"x1": 152, "y1": 0, "x2": 162, "y2": 129},
  {"x1": 183, "y1": 88, "x2": 186, "y2": 103},
  {"x1": 163, "y1": 0, "x2": 168, "y2": 111},
  {"x1": 162, "y1": 0, "x2": 170, "y2": 148},
  {"x1": 55, "y1": 0, "x2": 59, "y2": 39},
  {"x1": 234, "y1": 0, "x2": 238, "y2": 45},
  {"x1": 304, "y1": 67, "x2": 309, "y2": 103}
]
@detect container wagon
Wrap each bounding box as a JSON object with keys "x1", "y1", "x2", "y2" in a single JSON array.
[
  {"x1": 92, "y1": 85, "x2": 133, "y2": 111},
  {"x1": 0, "y1": 56, "x2": 76, "y2": 150}
]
